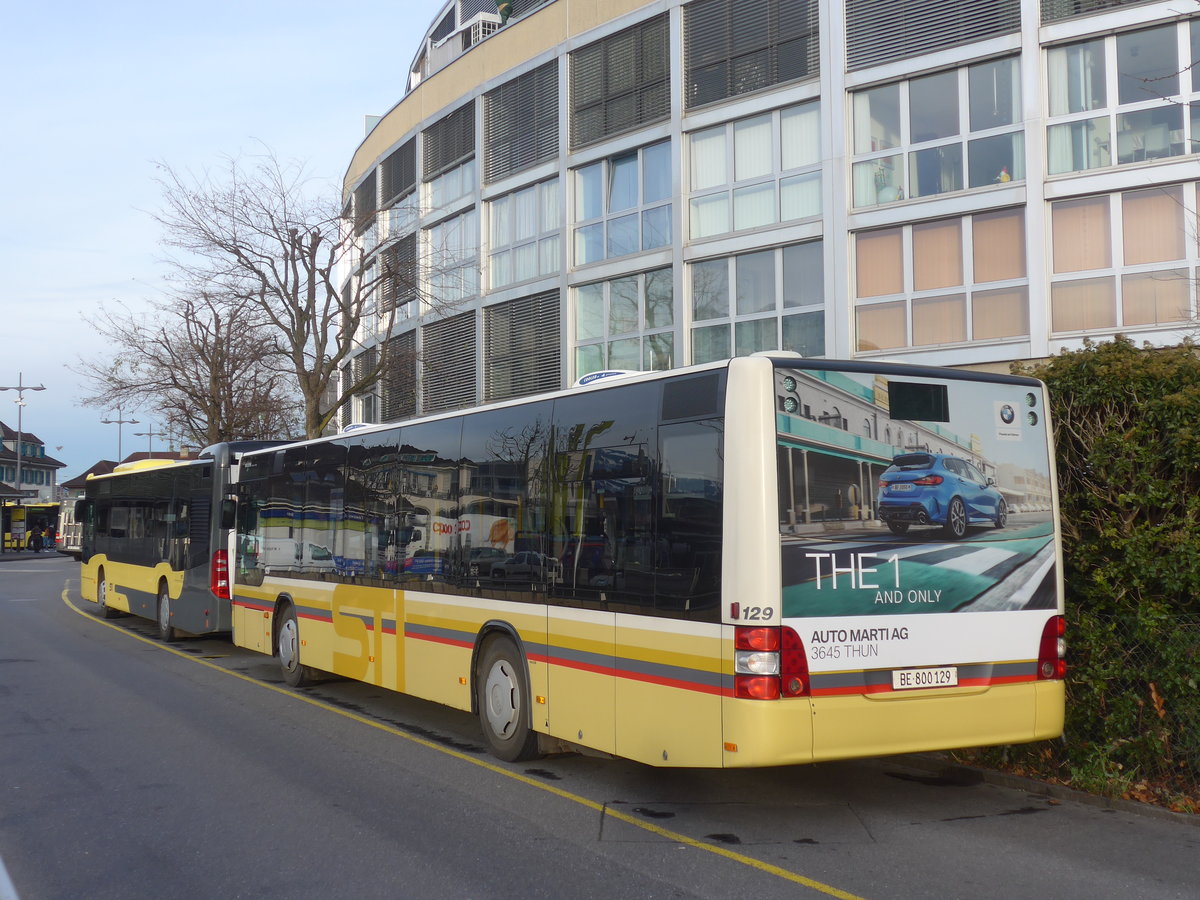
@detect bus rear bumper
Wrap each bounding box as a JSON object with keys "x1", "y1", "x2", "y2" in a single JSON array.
[{"x1": 721, "y1": 680, "x2": 1065, "y2": 768}]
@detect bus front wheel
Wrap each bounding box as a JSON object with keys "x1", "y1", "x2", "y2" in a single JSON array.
[
  {"x1": 277, "y1": 604, "x2": 314, "y2": 688},
  {"x1": 476, "y1": 636, "x2": 540, "y2": 762},
  {"x1": 156, "y1": 582, "x2": 176, "y2": 641}
]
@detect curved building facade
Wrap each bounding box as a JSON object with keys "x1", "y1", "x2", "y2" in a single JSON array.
[{"x1": 339, "y1": 0, "x2": 1200, "y2": 423}]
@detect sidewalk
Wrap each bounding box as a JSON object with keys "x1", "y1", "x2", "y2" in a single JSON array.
[{"x1": 0, "y1": 549, "x2": 68, "y2": 562}]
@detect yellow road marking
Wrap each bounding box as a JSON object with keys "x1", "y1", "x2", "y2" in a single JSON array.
[{"x1": 63, "y1": 589, "x2": 864, "y2": 899}]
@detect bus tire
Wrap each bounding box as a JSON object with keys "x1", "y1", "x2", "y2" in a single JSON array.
[
  {"x1": 276, "y1": 604, "x2": 313, "y2": 688},
  {"x1": 97, "y1": 570, "x2": 120, "y2": 619},
  {"x1": 943, "y1": 497, "x2": 968, "y2": 539},
  {"x1": 156, "y1": 581, "x2": 177, "y2": 641},
  {"x1": 476, "y1": 635, "x2": 540, "y2": 762}
]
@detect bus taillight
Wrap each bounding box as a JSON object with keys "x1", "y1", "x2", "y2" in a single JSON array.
[
  {"x1": 211, "y1": 550, "x2": 231, "y2": 600},
  {"x1": 734, "y1": 626, "x2": 810, "y2": 699},
  {"x1": 1037, "y1": 615, "x2": 1066, "y2": 680}
]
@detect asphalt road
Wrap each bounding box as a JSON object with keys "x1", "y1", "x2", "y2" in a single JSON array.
[{"x1": 2, "y1": 555, "x2": 1197, "y2": 899}]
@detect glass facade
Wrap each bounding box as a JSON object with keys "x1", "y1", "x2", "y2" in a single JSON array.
[{"x1": 341, "y1": 0, "x2": 1200, "y2": 423}]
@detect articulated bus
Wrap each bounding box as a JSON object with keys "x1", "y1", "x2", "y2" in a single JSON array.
[
  {"x1": 77, "y1": 444, "x2": 280, "y2": 640},
  {"x1": 227, "y1": 355, "x2": 1065, "y2": 767}
]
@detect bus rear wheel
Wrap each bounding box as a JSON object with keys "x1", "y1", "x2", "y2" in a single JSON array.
[
  {"x1": 97, "y1": 571, "x2": 119, "y2": 619},
  {"x1": 476, "y1": 636, "x2": 539, "y2": 762},
  {"x1": 156, "y1": 582, "x2": 176, "y2": 641},
  {"x1": 277, "y1": 604, "x2": 314, "y2": 688}
]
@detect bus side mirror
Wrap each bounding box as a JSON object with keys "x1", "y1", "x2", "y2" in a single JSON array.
[{"x1": 220, "y1": 499, "x2": 237, "y2": 531}]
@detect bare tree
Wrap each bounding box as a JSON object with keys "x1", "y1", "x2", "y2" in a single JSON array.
[
  {"x1": 77, "y1": 292, "x2": 300, "y2": 447},
  {"x1": 152, "y1": 151, "x2": 424, "y2": 439}
]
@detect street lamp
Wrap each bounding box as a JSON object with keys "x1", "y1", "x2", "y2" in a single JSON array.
[
  {"x1": 0, "y1": 373, "x2": 46, "y2": 501},
  {"x1": 133, "y1": 425, "x2": 159, "y2": 458},
  {"x1": 101, "y1": 409, "x2": 140, "y2": 461}
]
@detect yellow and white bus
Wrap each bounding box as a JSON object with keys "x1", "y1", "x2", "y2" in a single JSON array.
[
  {"x1": 78, "y1": 444, "x2": 282, "y2": 640},
  {"x1": 229, "y1": 356, "x2": 1065, "y2": 767}
]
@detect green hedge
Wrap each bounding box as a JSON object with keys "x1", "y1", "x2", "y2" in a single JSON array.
[{"x1": 963, "y1": 338, "x2": 1200, "y2": 811}]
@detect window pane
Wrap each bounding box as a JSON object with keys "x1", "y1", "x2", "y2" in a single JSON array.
[
  {"x1": 856, "y1": 301, "x2": 907, "y2": 351},
  {"x1": 642, "y1": 141, "x2": 672, "y2": 203},
  {"x1": 576, "y1": 163, "x2": 603, "y2": 220},
  {"x1": 968, "y1": 132, "x2": 1024, "y2": 187},
  {"x1": 973, "y1": 208, "x2": 1026, "y2": 282},
  {"x1": 491, "y1": 194, "x2": 510, "y2": 238},
  {"x1": 910, "y1": 70, "x2": 959, "y2": 142},
  {"x1": 972, "y1": 287, "x2": 1029, "y2": 339},
  {"x1": 912, "y1": 219, "x2": 963, "y2": 291},
  {"x1": 512, "y1": 242, "x2": 537, "y2": 282},
  {"x1": 1047, "y1": 118, "x2": 1111, "y2": 174},
  {"x1": 642, "y1": 204, "x2": 672, "y2": 249},
  {"x1": 1051, "y1": 277, "x2": 1116, "y2": 331},
  {"x1": 690, "y1": 193, "x2": 729, "y2": 238},
  {"x1": 853, "y1": 84, "x2": 900, "y2": 153},
  {"x1": 575, "y1": 222, "x2": 604, "y2": 264},
  {"x1": 735, "y1": 250, "x2": 775, "y2": 315},
  {"x1": 1117, "y1": 25, "x2": 1178, "y2": 105},
  {"x1": 608, "y1": 153, "x2": 638, "y2": 212},
  {"x1": 853, "y1": 155, "x2": 903, "y2": 207},
  {"x1": 855, "y1": 228, "x2": 903, "y2": 298},
  {"x1": 691, "y1": 324, "x2": 730, "y2": 363},
  {"x1": 783, "y1": 241, "x2": 823, "y2": 308},
  {"x1": 1048, "y1": 40, "x2": 1106, "y2": 116},
  {"x1": 576, "y1": 343, "x2": 605, "y2": 377},
  {"x1": 909, "y1": 144, "x2": 962, "y2": 198},
  {"x1": 609, "y1": 277, "x2": 639, "y2": 334},
  {"x1": 912, "y1": 294, "x2": 966, "y2": 345},
  {"x1": 1115, "y1": 106, "x2": 1184, "y2": 164},
  {"x1": 690, "y1": 127, "x2": 727, "y2": 191},
  {"x1": 734, "y1": 115, "x2": 773, "y2": 181},
  {"x1": 607, "y1": 213, "x2": 639, "y2": 257},
  {"x1": 1123, "y1": 185, "x2": 1184, "y2": 264},
  {"x1": 735, "y1": 318, "x2": 777, "y2": 356},
  {"x1": 780, "y1": 172, "x2": 821, "y2": 220},
  {"x1": 514, "y1": 187, "x2": 537, "y2": 241},
  {"x1": 541, "y1": 179, "x2": 560, "y2": 227},
  {"x1": 782, "y1": 310, "x2": 824, "y2": 356},
  {"x1": 539, "y1": 234, "x2": 560, "y2": 275},
  {"x1": 691, "y1": 259, "x2": 729, "y2": 320},
  {"x1": 1052, "y1": 196, "x2": 1111, "y2": 273},
  {"x1": 574, "y1": 283, "x2": 605, "y2": 340},
  {"x1": 608, "y1": 337, "x2": 641, "y2": 370},
  {"x1": 1122, "y1": 270, "x2": 1190, "y2": 325},
  {"x1": 969, "y1": 58, "x2": 1019, "y2": 131},
  {"x1": 732, "y1": 182, "x2": 775, "y2": 230},
  {"x1": 645, "y1": 268, "x2": 673, "y2": 328},
  {"x1": 643, "y1": 332, "x2": 674, "y2": 370},
  {"x1": 781, "y1": 102, "x2": 820, "y2": 170}
]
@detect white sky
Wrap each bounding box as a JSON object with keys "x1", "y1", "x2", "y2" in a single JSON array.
[{"x1": 0, "y1": 0, "x2": 439, "y2": 479}]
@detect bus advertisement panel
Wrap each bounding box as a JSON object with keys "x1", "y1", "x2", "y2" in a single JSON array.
[{"x1": 771, "y1": 363, "x2": 1063, "y2": 762}]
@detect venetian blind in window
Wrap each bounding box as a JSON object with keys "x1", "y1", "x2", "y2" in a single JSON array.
[
  {"x1": 379, "y1": 234, "x2": 417, "y2": 312},
  {"x1": 846, "y1": 0, "x2": 1020, "y2": 72},
  {"x1": 352, "y1": 345, "x2": 378, "y2": 386},
  {"x1": 424, "y1": 101, "x2": 476, "y2": 181},
  {"x1": 381, "y1": 331, "x2": 417, "y2": 422},
  {"x1": 381, "y1": 138, "x2": 417, "y2": 206},
  {"x1": 683, "y1": 0, "x2": 819, "y2": 110},
  {"x1": 484, "y1": 61, "x2": 559, "y2": 184},
  {"x1": 354, "y1": 169, "x2": 377, "y2": 236},
  {"x1": 484, "y1": 290, "x2": 560, "y2": 402},
  {"x1": 569, "y1": 13, "x2": 670, "y2": 149},
  {"x1": 339, "y1": 364, "x2": 352, "y2": 430},
  {"x1": 421, "y1": 312, "x2": 478, "y2": 412}
]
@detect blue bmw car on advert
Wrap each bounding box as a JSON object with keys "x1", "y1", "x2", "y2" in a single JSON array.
[{"x1": 877, "y1": 452, "x2": 1007, "y2": 539}]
